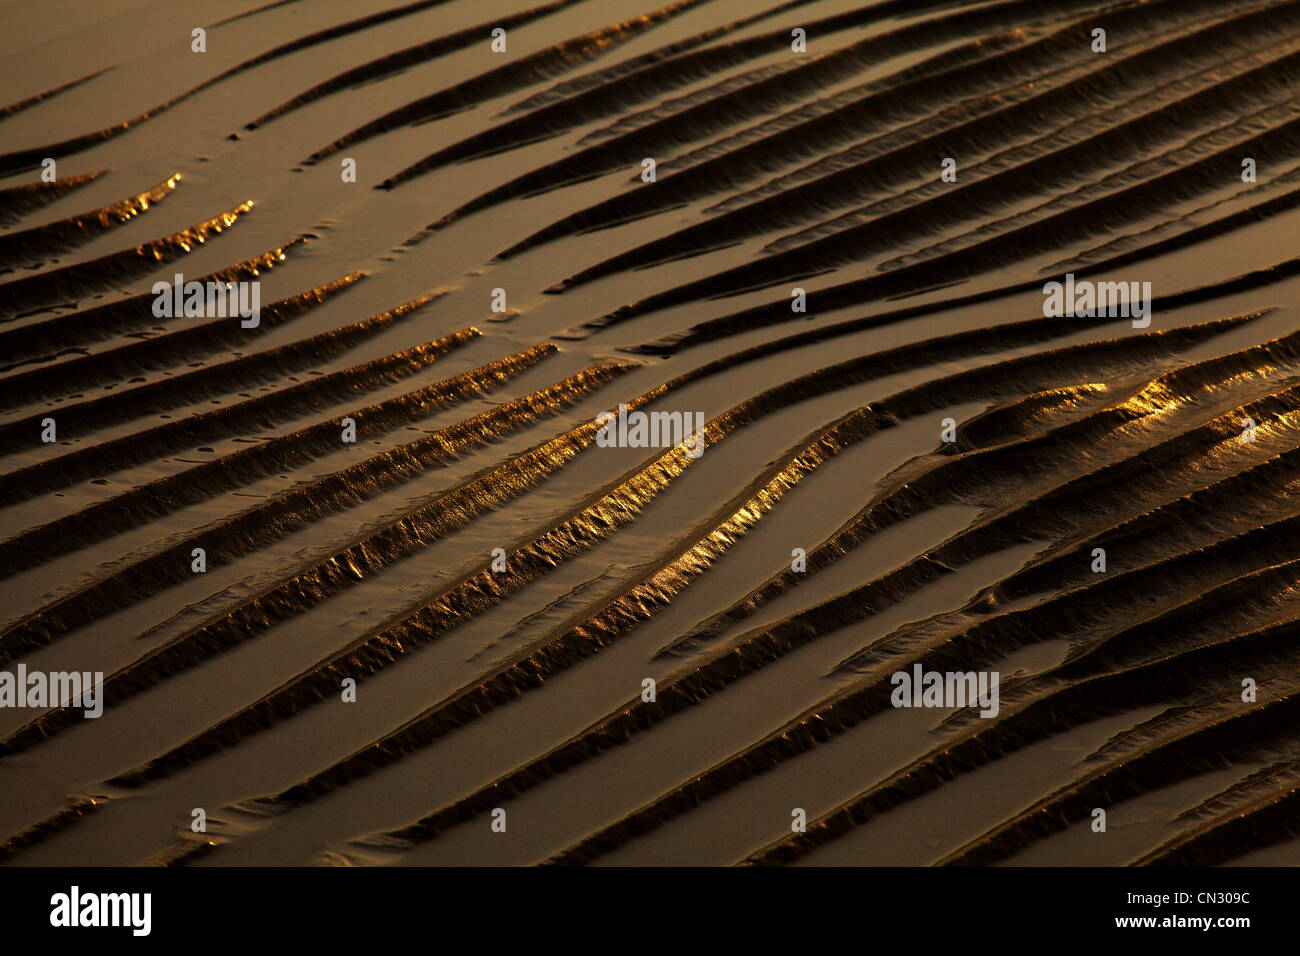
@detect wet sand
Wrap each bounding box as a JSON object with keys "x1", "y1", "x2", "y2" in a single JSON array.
[{"x1": 1, "y1": 0, "x2": 1298, "y2": 866}]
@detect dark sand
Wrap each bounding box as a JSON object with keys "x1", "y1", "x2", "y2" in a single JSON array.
[{"x1": 0, "y1": 0, "x2": 1297, "y2": 866}]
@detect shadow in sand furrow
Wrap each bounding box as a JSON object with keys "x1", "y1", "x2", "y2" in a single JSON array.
[
  {"x1": 871, "y1": 93, "x2": 1300, "y2": 273},
  {"x1": 685, "y1": 3, "x2": 1265, "y2": 192},
  {"x1": 581, "y1": 0, "x2": 1085, "y2": 151},
  {"x1": 938, "y1": 383, "x2": 1109, "y2": 453},
  {"x1": 971, "y1": 444, "x2": 1300, "y2": 608},
  {"x1": 0, "y1": 290, "x2": 448, "y2": 454},
  {"x1": 0, "y1": 172, "x2": 107, "y2": 229},
  {"x1": 579, "y1": 102, "x2": 1300, "y2": 327},
  {"x1": 657, "y1": 322, "x2": 1296, "y2": 659},
  {"x1": 400, "y1": 0, "x2": 1207, "y2": 228},
  {"x1": 245, "y1": 0, "x2": 586, "y2": 131},
  {"x1": 0, "y1": 174, "x2": 182, "y2": 273},
  {"x1": 0, "y1": 361, "x2": 633, "y2": 750},
  {"x1": 1173, "y1": 760, "x2": 1300, "y2": 825},
  {"x1": 657, "y1": 28, "x2": 1030, "y2": 177},
  {"x1": 611, "y1": 180, "x2": 1300, "y2": 354},
  {"x1": 0, "y1": 796, "x2": 100, "y2": 861},
  {"x1": 0, "y1": 316, "x2": 1272, "y2": 859},
  {"x1": 129, "y1": 317, "x2": 1259, "y2": 832},
  {"x1": 137, "y1": 838, "x2": 219, "y2": 868},
  {"x1": 668, "y1": 357, "x2": 1300, "y2": 664},
  {"x1": 0, "y1": 0, "x2": 463, "y2": 176},
  {"x1": 376, "y1": 0, "x2": 985, "y2": 195},
  {"x1": 541, "y1": 8, "x2": 1298, "y2": 282},
  {"x1": 833, "y1": 390, "x2": 1300, "y2": 675},
  {"x1": 928, "y1": 560, "x2": 1300, "y2": 759},
  {"x1": 532, "y1": 375, "x2": 1299, "y2": 863},
  {"x1": 339, "y1": 340, "x2": 1295, "y2": 857},
  {"x1": 501, "y1": 0, "x2": 818, "y2": 117},
  {"x1": 332, "y1": 386, "x2": 1114, "y2": 855},
  {"x1": 0, "y1": 68, "x2": 111, "y2": 120},
  {"x1": 1043, "y1": 164, "x2": 1300, "y2": 272},
  {"x1": 959, "y1": 556, "x2": 1300, "y2": 713},
  {"x1": 1137, "y1": 763, "x2": 1300, "y2": 865},
  {"x1": 212, "y1": 0, "x2": 312, "y2": 28},
  {"x1": 185, "y1": 0, "x2": 460, "y2": 94},
  {"x1": 499, "y1": 28, "x2": 1037, "y2": 260},
  {"x1": 931, "y1": 666, "x2": 1300, "y2": 867},
  {"x1": 961, "y1": 434, "x2": 1300, "y2": 603},
  {"x1": 0, "y1": 201, "x2": 256, "y2": 320},
  {"x1": 354, "y1": 457, "x2": 1300, "y2": 859},
  {"x1": 0, "y1": 340, "x2": 560, "y2": 652},
  {"x1": 213, "y1": 408, "x2": 905, "y2": 823},
  {"x1": 749, "y1": 626, "x2": 1300, "y2": 866},
  {"x1": 836, "y1": 471, "x2": 1299, "y2": 686},
  {"x1": 557, "y1": 541, "x2": 1300, "y2": 866},
  {"x1": 0, "y1": 270, "x2": 362, "y2": 411},
  {"x1": 632, "y1": 252, "x2": 1299, "y2": 363},
  {"x1": 309, "y1": 0, "x2": 715, "y2": 168},
  {"x1": 13, "y1": 299, "x2": 1248, "y2": 762},
  {"x1": 712, "y1": 4, "x2": 1291, "y2": 219},
  {"x1": 0, "y1": 237, "x2": 306, "y2": 370},
  {"x1": 1079, "y1": 661, "x2": 1296, "y2": 773},
  {"x1": 512, "y1": 0, "x2": 1280, "y2": 266},
  {"x1": 0, "y1": 295, "x2": 455, "y2": 491}
]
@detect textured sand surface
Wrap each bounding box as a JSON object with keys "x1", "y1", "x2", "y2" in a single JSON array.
[{"x1": 0, "y1": 0, "x2": 1297, "y2": 866}]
